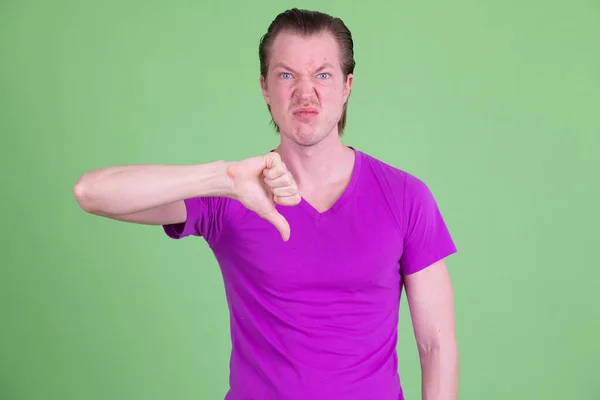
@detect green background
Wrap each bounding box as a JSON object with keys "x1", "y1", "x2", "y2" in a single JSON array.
[{"x1": 1, "y1": 0, "x2": 599, "y2": 399}]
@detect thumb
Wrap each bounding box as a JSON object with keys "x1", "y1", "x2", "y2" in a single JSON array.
[
  {"x1": 264, "y1": 151, "x2": 283, "y2": 170},
  {"x1": 260, "y1": 207, "x2": 291, "y2": 241}
]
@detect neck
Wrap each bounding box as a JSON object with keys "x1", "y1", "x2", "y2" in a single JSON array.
[{"x1": 274, "y1": 133, "x2": 355, "y2": 192}]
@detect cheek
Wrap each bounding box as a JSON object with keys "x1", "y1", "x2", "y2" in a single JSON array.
[
  {"x1": 268, "y1": 85, "x2": 291, "y2": 108},
  {"x1": 320, "y1": 86, "x2": 346, "y2": 108}
]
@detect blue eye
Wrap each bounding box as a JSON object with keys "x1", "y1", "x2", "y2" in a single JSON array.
[
  {"x1": 280, "y1": 73, "x2": 292, "y2": 79},
  {"x1": 318, "y1": 73, "x2": 330, "y2": 79}
]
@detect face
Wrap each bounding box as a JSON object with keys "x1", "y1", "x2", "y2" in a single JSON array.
[{"x1": 260, "y1": 31, "x2": 353, "y2": 146}]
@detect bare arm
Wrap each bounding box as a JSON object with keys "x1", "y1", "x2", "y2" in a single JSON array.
[
  {"x1": 404, "y1": 259, "x2": 459, "y2": 400},
  {"x1": 73, "y1": 161, "x2": 233, "y2": 225}
]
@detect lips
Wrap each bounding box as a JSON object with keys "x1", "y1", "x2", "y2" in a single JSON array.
[{"x1": 293, "y1": 107, "x2": 319, "y2": 117}]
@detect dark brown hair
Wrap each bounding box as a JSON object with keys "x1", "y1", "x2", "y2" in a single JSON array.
[{"x1": 258, "y1": 8, "x2": 356, "y2": 136}]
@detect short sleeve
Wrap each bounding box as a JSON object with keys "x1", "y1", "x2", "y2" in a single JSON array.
[
  {"x1": 399, "y1": 174, "x2": 457, "y2": 275},
  {"x1": 162, "y1": 196, "x2": 229, "y2": 246}
]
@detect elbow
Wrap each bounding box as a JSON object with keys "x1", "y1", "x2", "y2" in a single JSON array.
[
  {"x1": 417, "y1": 338, "x2": 438, "y2": 358},
  {"x1": 417, "y1": 333, "x2": 457, "y2": 359},
  {"x1": 73, "y1": 176, "x2": 99, "y2": 214}
]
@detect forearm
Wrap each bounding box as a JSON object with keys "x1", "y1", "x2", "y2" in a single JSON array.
[
  {"x1": 419, "y1": 339, "x2": 459, "y2": 400},
  {"x1": 73, "y1": 161, "x2": 232, "y2": 215}
]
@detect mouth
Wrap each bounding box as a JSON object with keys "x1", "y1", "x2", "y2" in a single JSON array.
[{"x1": 293, "y1": 107, "x2": 319, "y2": 118}]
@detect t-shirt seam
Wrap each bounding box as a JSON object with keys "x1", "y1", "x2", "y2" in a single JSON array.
[
  {"x1": 208, "y1": 196, "x2": 232, "y2": 249},
  {"x1": 400, "y1": 173, "x2": 408, "y2": 244}
]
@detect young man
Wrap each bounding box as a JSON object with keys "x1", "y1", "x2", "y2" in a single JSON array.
[{"x1": 73, "y1": 8, "x2": 459, "y2": 400}]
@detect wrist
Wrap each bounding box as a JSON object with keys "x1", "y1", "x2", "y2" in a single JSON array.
[{"x1": 191, "y1": 160, "x2": 236, "y2": 199}]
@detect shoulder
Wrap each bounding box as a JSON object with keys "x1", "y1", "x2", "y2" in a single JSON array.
[
  {"x1": 355, "y1": 150, "x2": 457, "y2": 274},
  {"x1": 356, "y1": 149, "x2": 432, "y2": 200},
  {"x1": 355, "y1": 149, "x2": 447, "y2": 232}
]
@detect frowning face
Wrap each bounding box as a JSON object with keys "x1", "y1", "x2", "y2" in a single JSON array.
[{"x1": 260, "y1": 31, "x2": 353, "y2": 146}]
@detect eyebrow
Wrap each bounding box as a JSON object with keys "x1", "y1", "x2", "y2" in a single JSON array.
[{"x1": 272, "y1": 62, "x2": 335, "y2": 73}]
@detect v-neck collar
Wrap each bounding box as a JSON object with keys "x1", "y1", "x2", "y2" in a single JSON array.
[
  {"x1": 296, "y1": 147, "x2": 363, "y2": 219},
  {"x1": 269, "y1": 146, "x2": 363, "y2": 219}
]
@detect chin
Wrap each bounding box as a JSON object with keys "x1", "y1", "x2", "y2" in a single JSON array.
[
  {"x1": 283, "y1": 125, "x2": 330, "y2": 147},
  {"x1": 278, "y1": 116, "x2": 338, "y2": 145}
]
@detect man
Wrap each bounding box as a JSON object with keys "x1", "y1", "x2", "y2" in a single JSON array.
[{"x1": 73, "y1": 8, "x2": 459, "y2": 400}]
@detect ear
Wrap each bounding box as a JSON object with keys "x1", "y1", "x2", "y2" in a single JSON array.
[
  {"x1": 260, "y1": 75, "x2": 270, "y2": 105},
  {"x1": 343, "y1": 73, "x2": 353, "y2": 103}
]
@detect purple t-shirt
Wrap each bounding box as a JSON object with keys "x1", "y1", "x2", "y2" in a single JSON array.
[{"x1": 163, "y1": 148, "x2": 457, "y2": 400}]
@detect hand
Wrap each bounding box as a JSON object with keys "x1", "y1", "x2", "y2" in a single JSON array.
[{"x1": 226, "y1": 152, "x2": 301, "y2": 241}]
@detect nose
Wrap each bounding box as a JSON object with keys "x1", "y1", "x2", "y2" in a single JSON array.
[{"x1": 293, "y1": 77, "x2": 316, "y2": 102}]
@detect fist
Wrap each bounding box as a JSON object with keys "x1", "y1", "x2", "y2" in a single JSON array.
[{"x1": 226, "y1": 152, "x2": 301, "y2": 241}]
